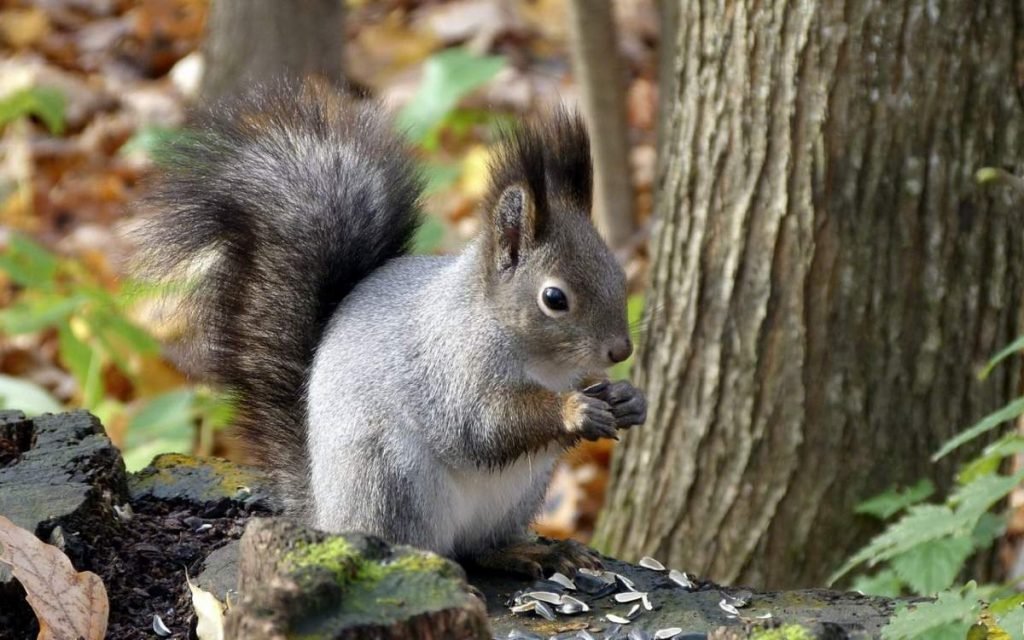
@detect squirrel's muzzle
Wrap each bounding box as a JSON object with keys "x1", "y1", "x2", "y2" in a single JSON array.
[{"x1": 607, "y1": 337, "x2": 633, "y2": 364}]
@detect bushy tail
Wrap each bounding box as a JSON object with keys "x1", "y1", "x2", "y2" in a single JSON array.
[{"x1": 134, "y1": 81, "x2": 422, "y2": 517}]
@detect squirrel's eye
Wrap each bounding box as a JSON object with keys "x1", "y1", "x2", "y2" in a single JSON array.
[{"x1": 541, "y1": 287, "x2": 569, "y2": 313}]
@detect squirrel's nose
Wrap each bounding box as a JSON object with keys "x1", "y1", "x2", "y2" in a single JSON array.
[{"x1": 607, "y1": 337, "x2": 633, "y2": 364}]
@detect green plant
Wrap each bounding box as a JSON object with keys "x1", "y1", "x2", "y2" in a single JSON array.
[
  {"x1": 834, "y1": 339, "x2": 1024, "y2": 638},
  {"x1": 396, "y1": 47, "x2": 507, "y2": 255},
  {"x1": 0, "y1": 234, "x2": 231, "y2": 470},
  {"x1": 0, "y1": 86, "x2": 66, "y2": 134},
  {"x1": 397, "y1": 47, "x2": 505, "y2": 148}
]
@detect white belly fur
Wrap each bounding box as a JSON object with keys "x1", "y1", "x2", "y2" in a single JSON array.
[{"x1": 447, "y1": 448, "x2": 559, "y2": 550}]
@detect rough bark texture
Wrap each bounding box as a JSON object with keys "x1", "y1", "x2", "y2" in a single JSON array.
[
  {"x1": 596, "y1": 0, "x2": 1024, "y2": 589},
  {"x1": 567, "y1": 0, "x2": 635, "y2": 251},
  {"x1": 200, "y1": 0, "x2": 346, "y2": 102}
]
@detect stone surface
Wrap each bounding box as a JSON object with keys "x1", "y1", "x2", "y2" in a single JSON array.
[
  {"x1": 0, "y1": 411, "x2": 899, "y2": 639},
  {"x1": 0, "y1": 409, "x2": 128, "y2": 586},
  {"x1": 472, "y1": 558, "x2": 893, "y2": 639},
  {"x1": 225, "y1": 518, "x2": 491, "y2": 640},
  {"x1": 0, "y1": 412, "x2": 274, "y2": 640},
  {"x1": 129, "y1": 451, "x2": 278, "y2": 511}
]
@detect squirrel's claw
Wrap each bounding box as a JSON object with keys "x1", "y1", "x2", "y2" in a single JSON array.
[
  {"x1": 466, "y1": 538, "x2": 602, "y2": 579},
  {"x1": 605, "y1": 380, "x2": 648, "y2": 429}
]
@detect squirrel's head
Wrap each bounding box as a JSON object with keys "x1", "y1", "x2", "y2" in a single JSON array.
[{"x1": 478, "y1": 109, "x2": 631, "y2": 389}]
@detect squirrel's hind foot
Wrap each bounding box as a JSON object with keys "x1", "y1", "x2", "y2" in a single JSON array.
[{"x1": 467, "y1": 538, "x2": 602, "y2": 579}]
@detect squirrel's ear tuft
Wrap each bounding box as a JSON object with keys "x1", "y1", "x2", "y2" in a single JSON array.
[
  {"x1": 483, "y1": 120, "x2": 549, "y2": 272},
  {"x1": 543, "y1": 108, "x2": 592, "y2": 215},
  {"x1": 492, "y1": 184, "x2": 536, "y2": 271}
]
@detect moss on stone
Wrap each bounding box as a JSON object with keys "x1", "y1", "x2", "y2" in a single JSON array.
[
  {"x1": 284, "y1": 537, "x2": 362, "y2": 588},
  {"x1": 128, "y1": 453, "x2": 268, "y2": 505},
  {"x1": 280, "y1": 537, "x2": 472, "y2": 634},
  {"x1": 751, "y1": 624, "x2": 814, "y2": 640}
]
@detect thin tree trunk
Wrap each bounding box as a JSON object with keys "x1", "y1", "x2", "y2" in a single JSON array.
[
  {"x1": 567, "y1": 0, "x2": 635, "y2": 251},
  {"x1": 200, "y1": 0, "x2": 347, "y2": 102},
  {"x1": 595, "y1": 0, "x2": 1024, "y2": 589}
]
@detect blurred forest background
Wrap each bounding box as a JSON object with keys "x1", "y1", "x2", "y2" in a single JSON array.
[
  {"x1": 0, "y1": 0, "x2": 657, "y2": 544},
  {"x1": 5, "y1": 2, "x2": 1024, "y2": 636}
]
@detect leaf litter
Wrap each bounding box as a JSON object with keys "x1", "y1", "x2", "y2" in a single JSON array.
[{"x1": 0, "y1": 515, "x2": 108, "y2": 640}]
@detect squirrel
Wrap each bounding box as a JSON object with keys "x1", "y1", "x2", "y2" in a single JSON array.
[{"x1": 135, "y1": 80, "x2": 646, "y2": 577}]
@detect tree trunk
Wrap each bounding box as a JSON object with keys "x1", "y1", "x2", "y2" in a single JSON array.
[
  {"x1": 595, "y1": 0, "x2": 1024, "y2": 589},
  {"x1": 567, "y1": 0, "x2": 635, "y2": 251},
  {"x1": 200, "y1": 0, "x2": 347, "y2": 102}
]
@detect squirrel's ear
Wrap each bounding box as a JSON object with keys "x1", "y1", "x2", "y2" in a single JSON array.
[{"x1": 491, "y1": 184, "x2": 540, "y2": 272}]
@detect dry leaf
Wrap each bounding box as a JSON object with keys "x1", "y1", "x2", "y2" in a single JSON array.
[
  {"x1": 0, "y1": 515, "x2": 108, "y2": 640},
  {"x1": 187, "y1": 572, "x2": 226, "y2": 640}
]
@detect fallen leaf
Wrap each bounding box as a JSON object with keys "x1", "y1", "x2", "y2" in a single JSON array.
[
  {"x1": 0, "y1": 515, "x2": 108, "y2": 640},
  {"x1": 188, "y1": 572, "x2": 226, "y2": 640},
  {"x1": 0, "y1": 8, "x2": 51, "y2": 49}
]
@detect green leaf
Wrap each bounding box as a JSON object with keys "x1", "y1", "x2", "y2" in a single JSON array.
[
  {"x1": 856, "y1": 479, "x2": 936, "y2": 520},
  {"x1": 193, "y1": 390, "x2": 235, "y2": 432},
  {"x1": 0, "y1": 87, "x2": 66, "y2": 134},
  {"x1": 122, "y1": 437, "x2": 191, "y2": 472},
  {"x1": 397, "y1": 48, "x2": 505, "y2": 143},
  {"x1": 0, "y1": 295, "x2": 87, "y2": 334},
  {"x1": 412, "y1": 214, "x2": 446, "y2": 255},
  {"x1": 889, "y1": 536, "x2": 973, "y2": 595},
  {"x1": 10, "y1": 233, "x2": 57, "y2": 267},
  {"x1": 118, "y1": 125, "x2": 182, "y2": 158},
  {"x1": 127, "y1": 390, "x2": 196, "y2": 440},
  {"x1": 851, "y1": 569, "x2": 904, "y2": 598},
  {"x1": 979, "y1": 336, "x2": 1024, "y2": 380},
  {"x1": 57, "y1": 322, "x2": 92, "y2": 390},
  {"x1": 991, "y1": 593, "x2": 1024, "y2": 617},
  {"x1": 80, "y1": 346, "x2": 104, "y2": 410},
  {"x1": 971, "y1": 512, "x2": 1006, "y2": 549},
  {"x1": 958, "y1": 434, "x2": 1024, "y2": 485},
  {"x1": 0, "y1": 236, "x2": 59, "y2": 289},
  {"x1": 627, "y1": 293, "x2": 645, "y2": 327},
  {"x1": 934, "y1": 396, "x2": 1024, "y2": 461},
  {"x1": 994, "y1": 595, "x2": 1024, "y2": 640},
  {"x1": 123, "y1": 390, "x2": 196, "y2": 471},
  {"x1": 950, "y1": 470, "x2": 1024, "y2": 524},
  {"x1": 421, "y1": 161, "x2": 462, "y2": 195},
  {"x1": 996, "y1": 608, "x2": 1024, "y2": 640},
  {"x1": 104, "y1": 314, "x2": 158, "y2": 354},
  {"x1": 881, "y1": 587, "x2": 980, "y2": 640},
  {"x1": 0, "y1": 374, "x2": 62, "y2": 415},
  {"x1": 829, "y1": 504, "x2": 960, "y2": 585}
]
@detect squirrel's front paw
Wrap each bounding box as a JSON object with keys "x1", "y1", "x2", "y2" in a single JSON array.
[
  {"x1": 467, "y1": 539, "x2": 602, "y2": 579},
  {"x1": 562, "y1": 392, "x2": 617, "y2": 442},
  {"x1": 584, "y1": 380, "x2": 647, "y2": 429}
]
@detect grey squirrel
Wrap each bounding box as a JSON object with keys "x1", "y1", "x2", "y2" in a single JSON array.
[{"x1": 136, "y1": 81, "x2": 646, "y2": 577}]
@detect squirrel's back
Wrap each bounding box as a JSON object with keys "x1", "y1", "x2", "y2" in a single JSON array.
[{"x1": 135, "y1": 81, "x2": 423, "y2": 516}]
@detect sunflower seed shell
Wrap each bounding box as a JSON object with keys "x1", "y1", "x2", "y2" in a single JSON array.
[
  {"x1": 523, "y1": 591, "x2": 562, "y2": 605},
  {"x1": 639, "y1": 556, "x2": 666, "y2": 571},
  {"x1": 668, "y1": 569, "x2": 695, "y2": 590},
  {"x1": 549, "y1": 571, "x2": 577, "y2": 590},
  {"x1": 152, "y1": 614, "x2": 171, "y2": 637}
]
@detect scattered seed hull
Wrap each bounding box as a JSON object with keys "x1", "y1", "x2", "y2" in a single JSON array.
[{"x1": 638, "y1": 556, "x2": 665, "y2": 571}]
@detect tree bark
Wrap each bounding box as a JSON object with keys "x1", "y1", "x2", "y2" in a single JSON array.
[
  {"x1": 595, "y1": 0, "x2": 1024, "y2": 589},
  {"x1": 567, "y1": 0, "x2": 635, "y2": 251},
  {"x1": 200, "y1": 0, "x2": 347, "y2": 102}
]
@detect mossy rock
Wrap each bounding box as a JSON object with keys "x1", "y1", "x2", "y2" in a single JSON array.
[
  {"x1": 129, "y1": 452, "x2": 279, "y2": 513},
  {"x1": 225, "y1": 518, "x2": 489, "y2": 639}
]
